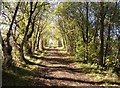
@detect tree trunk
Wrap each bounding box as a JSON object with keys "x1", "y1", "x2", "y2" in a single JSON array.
[
  {"x1": 33, "y1": 25, "x2": 39, "y2": 51},
  {"x1": 20, "y1": 2, "x2": 37, "y2": 61},
  {"x1": 117, "y1": 36, "x2": 120, "y2": 62},
  {"x1": 84, "y1": 2, "x2": 89, "y2": 63},
  {"x1": 105, "y1": 24, "x2": 111, "y2": 58},
  {"x1": 63, "y1": 38, "x2": 66, "y2": 49},
  {"x1": 26, "y1": 21, "x2": 35, "y2": 41},
  {"x1": 99, "y1": 2, "x2": 105, "y2": 66},
  {"x1": 94, "y1": 17, "x2": 99, "y2": 50},
  {"x1": 0, "y1": 31, "x2": 3, "y2": 67},
  {"x1": 4, "y1": 2, "x2": 20, "y2": 68},
  {"x1": 37, "y1": 32, "x2": 41, "y2": 50},
  {"x1": 41, "y1": 39, "x2": 44, "y2": 50}
]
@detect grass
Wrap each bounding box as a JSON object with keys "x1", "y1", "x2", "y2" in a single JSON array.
[
  {"x1": 25, "y1": 55, "x2": 42, "y2": 64},
  {"x1": 74, "y1": 61, "x2": 120, "y2": 86},
  {"x1": 3, "y1": 49, "x2": 40, "y2": 86},
  {"x1": 2, "y1": 71, "x2": 30, "y2": 86},
  {"x1": 2, "y1": 65, "x2": 37, "y2": 86},
  {"x1": 3, "y1": 47, "x2": 120, "y2": 86}
]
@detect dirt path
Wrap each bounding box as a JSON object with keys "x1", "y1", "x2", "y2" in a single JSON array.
[{"x1": 32, "y1": 49, "x2": 99, "y2": 86}]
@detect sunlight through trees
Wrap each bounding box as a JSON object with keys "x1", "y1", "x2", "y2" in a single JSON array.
[{"x1": 0, "y1": 1, "x2": 120, "y2": 87}]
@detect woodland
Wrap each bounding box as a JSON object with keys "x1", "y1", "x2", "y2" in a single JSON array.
[{"x1": 0, "y1": 1, "x2": 120, "y2": 86}]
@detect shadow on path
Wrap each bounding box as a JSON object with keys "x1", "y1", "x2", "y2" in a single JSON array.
[
  {"x1": 39, "y1": 76, "x2": 120, "y2": 85},
  {"x1": 27, "y1": 49, "x2": 120, "y2": 86}
]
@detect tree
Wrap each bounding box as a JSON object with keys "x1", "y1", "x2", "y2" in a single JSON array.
[
  {"x1": 20, "y1": 2, "x2": 38, "y2": 62},
  {"x1": 2, "y1": 2, "x2": 20, "y2": 68},
  {"x1": 0, "y1": 31, "x2": 2, "y2": 64},
  {"x1": 99, "y1": 2, "x2": 106, "y2": 66}
]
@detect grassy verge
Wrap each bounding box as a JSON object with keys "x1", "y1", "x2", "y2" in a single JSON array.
[
  {"x1": 2, "y1": 65, "x2": 38, "y2": 86},
  {"x1": 74, "y1": 62, "x2": 120, "y2": 86},
  {"x1": 3, "y1": 50, "x2": 41, "y2": 86}
]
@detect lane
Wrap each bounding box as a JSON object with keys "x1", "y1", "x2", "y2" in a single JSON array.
[{"x1": 33, "y1": 49, "x2": 94, "y2": 86}]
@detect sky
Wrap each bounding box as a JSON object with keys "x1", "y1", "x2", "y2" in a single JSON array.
[{"x1": 1, "y1": 0, "x2": 119, "y2": 2}]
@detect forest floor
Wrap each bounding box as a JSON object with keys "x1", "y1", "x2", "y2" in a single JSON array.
[{"x1": 2, "y1": 49, "x2": 120, "y2": 87}]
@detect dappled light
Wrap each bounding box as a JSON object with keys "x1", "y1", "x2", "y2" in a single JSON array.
[{"x1": 1, "y1": 1, "x2": 120, "y2": 87}]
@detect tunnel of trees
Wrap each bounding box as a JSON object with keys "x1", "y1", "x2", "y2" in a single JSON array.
[{"x1": 0, "y1": 1, "x2": 120, "y2": 86}]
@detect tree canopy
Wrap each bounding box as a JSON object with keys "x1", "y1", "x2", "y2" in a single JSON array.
[{"x1": 0, "y1": 1, "x2": 120, "y2": 86}]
